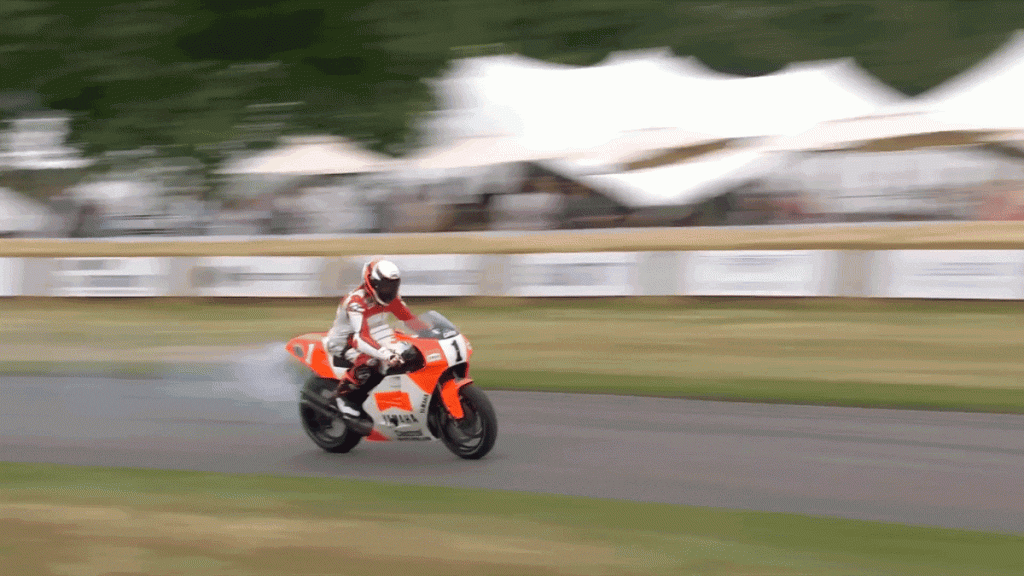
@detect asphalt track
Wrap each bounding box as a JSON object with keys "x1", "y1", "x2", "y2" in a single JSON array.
[{"x1": 2, "y1": 371, "x2": 1024, "y2": 534}]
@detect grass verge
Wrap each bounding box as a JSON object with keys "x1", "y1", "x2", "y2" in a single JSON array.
[
  {"x1": 1, "y1": 462, "x2": 1022, "y2": 576},
  {"x1": 4, "y1": 361, "x2": 1023, "y2": 414},
  {"x1": 475, "y1": 369, "x2": 1024, "y2": 413},
  {"x1": 4, "y1": 297, "x2": 1024, "y2": 413}
]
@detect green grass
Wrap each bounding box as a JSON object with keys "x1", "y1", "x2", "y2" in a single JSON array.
[
  {"x1": 475, "y1": 369, "x2": 1024, "y2": 413},
  {"x1": 1, "y1": 462, "x2": 1021, "y2": 576},
  {"x1": 4, "y1": 297, "x2": 1024, "y2": 412}
]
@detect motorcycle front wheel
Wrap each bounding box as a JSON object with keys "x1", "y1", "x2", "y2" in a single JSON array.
[
  {"x1": 438, "y1": 385, "x2": 498, "y2": 460},
  {"x1": 298, "y1": 375, "x2": 363, "y2": 453}
]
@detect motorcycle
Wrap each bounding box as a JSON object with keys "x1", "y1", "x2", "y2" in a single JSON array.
[{"x1": 285, "y1": 311, "x2": 498, "y2": 460}]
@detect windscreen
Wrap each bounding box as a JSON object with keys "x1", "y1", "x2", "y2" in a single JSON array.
[{"x1": 415, "y1": 310, "x2": 460, "y2": 339}]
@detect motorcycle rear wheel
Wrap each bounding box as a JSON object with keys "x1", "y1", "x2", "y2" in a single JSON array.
[
  {"x1": 438, "y1": 385, "x2": 498, "y2": 460},
  {"x1": 299, "y1": 375, "x2": 363, "y2": 453}
]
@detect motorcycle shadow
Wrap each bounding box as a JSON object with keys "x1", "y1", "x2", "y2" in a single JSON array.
[{"x1": 284, "y1": 443, "x2": 506, "y2": 475}]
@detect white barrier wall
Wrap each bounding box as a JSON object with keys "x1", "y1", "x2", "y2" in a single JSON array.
[
  {"x1": 682, "y1": 250, "x2": 839, "y2": 297},
  {"x1": 192, "y1": 256, "x2": 328, "y2": 297},
  {"x1": 870, "y1": 250, "x2": 1024, "y2": 300},
  {"x1": 3, "y1": 250, "x2": 1024, "y2": 299},
  {"x1": 384, "y1": 254, "x2": 484, "y2": 297},
  {"x1": 0, "y1": 258, "x2": 23, "y2": 296},
  {"x1": 50, "y1": 257, "x2": 172, "y2": 297},
  {"x1": 508, "y1": 252, "x2": 640, "y2": 297}
]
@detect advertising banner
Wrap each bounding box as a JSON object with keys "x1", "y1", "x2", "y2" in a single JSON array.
[
  {"x1": 0, "y1": 258, "x2": 23, "y2": 296},
  {"x1": 191, "y1": 256, "x2": 327, "y2": 297},
  {"x1": 870, "y1": 250, "x2": 1024, "y2": 300},
  {"x1": 683, "y1": 250, "x2": 838, "y2": 296},
  {"x1": 508, "y1": 252, "x2": 640, "y2": 297},
  {"x1": 51, "y1": 258, "x2": 171, "y2": 297},
  {"x1": 376, "y1": 254, "x2": 485, "y2": 297}
]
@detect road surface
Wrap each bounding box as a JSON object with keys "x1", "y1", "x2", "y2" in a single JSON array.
[{"x1": 2, "y1": 373, "x2": 1022, "y2": 534}]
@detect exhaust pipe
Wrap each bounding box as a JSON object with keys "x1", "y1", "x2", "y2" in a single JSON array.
[{"x1": 300, "y1": 391, "x2": 338, "y2": 419}]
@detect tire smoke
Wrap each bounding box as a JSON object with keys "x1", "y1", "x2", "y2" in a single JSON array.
[{"x1": 217, "y1": 341, "x2": 305, "y2": 404}]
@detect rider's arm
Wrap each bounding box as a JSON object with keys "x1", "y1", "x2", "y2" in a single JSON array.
[
  {"x1": 324, "y1": 301, "x2": 352, "y2": 356},
  {"x1": 346, "y1": 298, "x2": 392, "y2": 360},
  {"x1": 390, "y1": 298, "x2": 430, "y2": 332}
]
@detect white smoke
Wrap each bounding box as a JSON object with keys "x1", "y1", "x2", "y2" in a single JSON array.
[{"x1": 219, "y1": 341, "x2": 305, "y2": 403}]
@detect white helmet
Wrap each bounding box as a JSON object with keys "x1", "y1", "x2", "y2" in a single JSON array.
[{"x1": 363, "y1": 259, "x2": 401, "y2": 305}]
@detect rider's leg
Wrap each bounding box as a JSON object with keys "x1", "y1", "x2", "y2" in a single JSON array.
[
  {"x1": 335, "y1": 354, "x2": 379, "y2": 419},
  {"x1": 338, "y1": 353, "x2": 373, "y2": 393}
]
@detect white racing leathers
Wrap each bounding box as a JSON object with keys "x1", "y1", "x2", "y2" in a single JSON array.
[{"x1": 324, "y1": 286, "x2": 423, "y2": 366}]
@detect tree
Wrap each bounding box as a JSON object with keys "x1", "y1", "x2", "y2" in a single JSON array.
[{"x1": 1, "y1": 0, "x2": 1022, "y2": 172}]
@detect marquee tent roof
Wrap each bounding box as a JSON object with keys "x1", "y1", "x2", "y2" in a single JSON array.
[
  {"x1": 913, "y1": 30, "x2": 1024, "y2": 131},
  {"x1": 427, "y1": 51, "x2": 731, "y2": 150},
  {"x1": 429, "y1": 51, "x2": 906, "y2": 154},
  {"x1": 769, "y1": 111, "x2": 1002, "y2": 152},
  {"x1": 403, "y1": 134, "x2": 569, "y2": 171},
  {"x1": 218, "y1": 136, "x2": 395, "y2": 175},
  {"x1": 562, "y1": 148, "x2": 786, "y2": 208},
  {"x1": 560, "y1": 127, "x2": 728, "y2": 171},
  {"x1": 673, "y1": 59, "x2": 907, "y2": 139}
]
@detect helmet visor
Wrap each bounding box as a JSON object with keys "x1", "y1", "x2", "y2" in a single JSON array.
[{"x1": 373, "y1": 277, "x2": 399, "y2": 304}]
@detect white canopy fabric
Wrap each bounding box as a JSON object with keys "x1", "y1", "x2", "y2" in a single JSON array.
[
  {"x1": 569, "y1": 148, "x2": 786, "y2": 208},
  {"x1": 0, "y1": 187, "x2": 48, "y2": 233},
  {"x1": 598, "y1": 47, "x2": 741, "y2": 80},
  {"x1": 403, "y1": 135, "x2": 568, "y2": 171},
  {"x1": 429, "y1": 52, "x2": 905, "y2": 154},
  {"x1": 218, "y1": 136, "x2": 394, "y2": 175},
  {"x1": 561, "y1": 127, "x2": 728, "y2": 172},
  {"x1": 428, "y1": 51, "x2": 732, "y2": 151},
  {"x1": 914, "y1": 30, "x2": 1024, "y2": 132},
  {"x1": 769, "y1": 111, "x2": 995, "y2": 152},
  {"x1": 423, "y1": 51, "x2": 907, "y2": 209},
  {"x1": 675, "y1": 59, "x2": 907, "y2": 139}
]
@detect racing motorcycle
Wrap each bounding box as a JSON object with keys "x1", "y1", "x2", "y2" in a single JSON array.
[{"x1": 285, "y1": 311, "x2": 498, "y2": 459}]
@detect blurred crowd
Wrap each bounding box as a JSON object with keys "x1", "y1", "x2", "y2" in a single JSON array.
[
  {"x1": 14, "y1": 171, "x2": 1023, "y2": 240},
  {"x1": 4, "y1": 134, "x2": 1024, "y2": 238}
]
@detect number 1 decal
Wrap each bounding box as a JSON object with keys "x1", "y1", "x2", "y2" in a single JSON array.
[{"x1": 448, "y1": 338, "x2": 464, "y2": 363}]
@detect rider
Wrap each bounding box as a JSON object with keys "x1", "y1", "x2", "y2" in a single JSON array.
[{"x1": 325, "y1": 258, "x2": 429, "y2": 421}]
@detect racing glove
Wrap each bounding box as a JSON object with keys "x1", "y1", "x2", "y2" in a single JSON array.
[{"x1": 382, "y1": 350, "x2": 402, "y2": 368}]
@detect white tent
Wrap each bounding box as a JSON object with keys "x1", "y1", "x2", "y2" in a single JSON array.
[
  {"x1": 914, "y1": 30, "x2": 1024, "y2": 132},
  {"x1": 426, "y1": 50, "x2": 734, "y2": 151},
  {"x1": 673, "y1": 59, "x2": 907, "y2": 139},
  {"x1": 218, "y1": 135, "x2": 395, "y2": 175},
  {"x1": 561, "y1": 127, "x2": 728, "y2": 172},
  {"x1": 598, "y1": 47, "x2": 741, "y2": 80},
  {"x1": 403, "y1": 134, "x2": 568, "y2": 171},
  {"x1": 0, "y1": 187, "x2": 48, "y2": 234},
  {"x1": 572, "y1": 148, "x2": 786, "y2": 208},
  {"x1": 429, "y1": 52, "x2": 905, "y2": 151},
  {"x1": 422, "y1": 51, "x2": 908, "y2": 210},
  {"x1": 769, "y1": 111, "x2": 997, "y2": 152}
]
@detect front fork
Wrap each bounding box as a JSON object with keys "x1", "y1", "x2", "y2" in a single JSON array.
[{"x1": 439, "y1": 377, "x2": 474, "y2": 419}]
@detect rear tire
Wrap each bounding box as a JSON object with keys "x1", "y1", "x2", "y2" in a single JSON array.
[
  {"x1": 438, "y1": 385, "x2": 498, "y2": 460},
  {"x1": 298, "y1": 375, "x2": 362, "y2": 454}
]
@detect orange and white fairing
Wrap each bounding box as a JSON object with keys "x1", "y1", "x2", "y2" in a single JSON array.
[{"x1": 285, "y1": 329, "x2": 474, "y2": 442}]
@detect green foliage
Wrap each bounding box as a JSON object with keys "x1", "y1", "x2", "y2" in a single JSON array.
[{"x1": 1, "y1": 1, "x2": 1024, "y2": 165}]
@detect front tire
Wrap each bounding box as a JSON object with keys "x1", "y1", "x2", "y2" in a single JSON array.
[
  {"x1": 298, "y1": 375, "x2": 362, "y2": 453},
  {"x1": 438, "y1": 385, "x2": 498, "y2": 460}
]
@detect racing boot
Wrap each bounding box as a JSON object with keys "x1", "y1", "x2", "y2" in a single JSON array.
[
  {"x1": 334, "y1": 368, "x2": 374, "y2": 436},
  {"x1": 334, "y1": 376, "x2": 362, "y2": 418}
]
